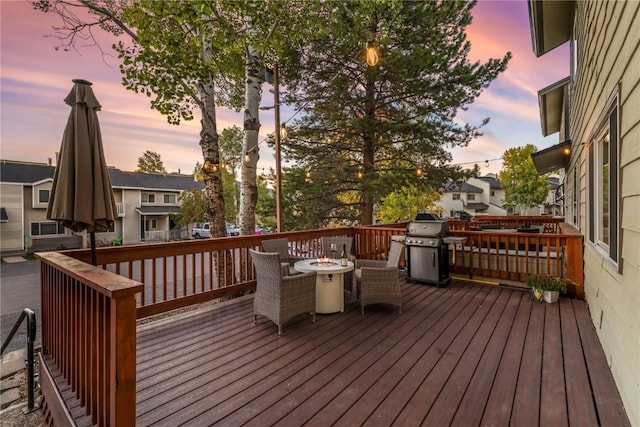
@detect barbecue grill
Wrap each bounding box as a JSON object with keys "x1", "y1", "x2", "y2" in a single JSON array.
[{"x1": 406, "y1": 216, "x2": 450, "y2": 286}]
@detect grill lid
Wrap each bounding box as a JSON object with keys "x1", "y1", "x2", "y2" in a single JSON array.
[{"x1": 407, "y1": 220, "x2": 449, "y2": 237}]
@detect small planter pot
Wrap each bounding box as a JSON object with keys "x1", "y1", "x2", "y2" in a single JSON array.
[
  {"x1": 532, "y1": 287, "x2": 544, "y2": 302},
  {"x1": 531, "y1": 288, "x2": 560, "y2": 303},
  {"x1": 543, "y1": 290, "x2": 560, "y2": 303}
]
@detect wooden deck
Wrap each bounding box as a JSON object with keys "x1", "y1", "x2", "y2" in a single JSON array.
[{"x1": 126, "y1": 277, "x2": 629, "y2": 426}]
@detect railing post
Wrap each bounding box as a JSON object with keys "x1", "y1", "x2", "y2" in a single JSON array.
[
  {"x1": 110, "y1": 293, "x2": 138, "y2": 426},
  {"x1": 565, "y1": 235, "x2": 585, "y2": 299},
  {"x1": 25, "y1": 309, "x2": 36, "y2": 412}
]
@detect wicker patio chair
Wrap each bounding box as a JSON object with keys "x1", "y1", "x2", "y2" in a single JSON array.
[
  {"x1": 354, "y1": 240, "x2": 404, "y2": 315},
  {"x1": 249, "y1": 249, "x2": 317, "y2": 335},
  {"x1": 261, "y1": 237, "x2": 308, "y2": 276},
  {"x1": 320, "y1": 236, "x2": 355, "y2": 296}
]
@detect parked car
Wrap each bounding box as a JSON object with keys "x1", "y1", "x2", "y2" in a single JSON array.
[
  {"x1": 192, "y1": 223, "x2": 212, "y2": 239},
  {"x1": 226, "y1": 223, "x2": 240, "y2": 236},
  {"x1": 192, "y1": 222, "x2": 240, "y2": 238}
]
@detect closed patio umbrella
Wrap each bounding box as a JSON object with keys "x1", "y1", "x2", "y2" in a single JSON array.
[{"x1": 47, "y1": 79, "x2": 116, "y2": 265}]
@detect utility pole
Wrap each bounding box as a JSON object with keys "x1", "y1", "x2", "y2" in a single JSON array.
[{"x1": 274, "y1": 64, "x2": 283, "y2": 232}]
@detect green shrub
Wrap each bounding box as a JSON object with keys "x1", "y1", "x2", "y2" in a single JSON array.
[{"x1": 526, "y1": 275, "x2": 567, "y2": 293}]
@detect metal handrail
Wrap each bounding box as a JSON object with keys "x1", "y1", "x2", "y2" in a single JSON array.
[{"x1": 1, "y1": 308, "x2": 37, "y2": 411}]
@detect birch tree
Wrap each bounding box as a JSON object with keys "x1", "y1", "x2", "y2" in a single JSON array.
[{"x1": 32, "y1": 0, "x2": 311, "y2": 236}]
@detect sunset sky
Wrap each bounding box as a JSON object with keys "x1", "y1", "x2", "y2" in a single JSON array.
[{"x1": 1, "y1": 0, "x2": 569, "y2": 176}]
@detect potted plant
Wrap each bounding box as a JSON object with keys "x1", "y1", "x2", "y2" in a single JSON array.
[{"x1": 526, "y1": 275, "x2": 567, "y2": 303}]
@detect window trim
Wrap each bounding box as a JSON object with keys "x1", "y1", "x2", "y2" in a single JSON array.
[
  {"x1": 142, "y1": 192, "x2": 156, "y2": 203},
  {"x1": 31, "y1": 221, "x2": 66, "y2": 236},
  {"x1": 588, "y1": 86, "x2": 619, "y2": 268},
  {"x1": 163, "y1": 193, "x2": 176, "y2": 204},
  {"x1": 38, "y1": 189, "x2": 50, "y2": 203},
  {"x1": 571, "y1": 166, "x2": 580, "y2": 230}
]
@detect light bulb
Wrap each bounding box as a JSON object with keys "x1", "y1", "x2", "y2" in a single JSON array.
[
  {"x1": 366, "y1": 42, "x2": 379, "y2": 66},
  {"x1": 280, "y1": 124, "x2": 288, "y2": 139}
]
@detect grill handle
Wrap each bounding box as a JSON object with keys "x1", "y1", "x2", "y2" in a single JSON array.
[{"x1": 432, "y1": 252, "x2": 436, "y2": 267}]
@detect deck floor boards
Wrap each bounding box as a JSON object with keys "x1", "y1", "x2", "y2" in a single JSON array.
[
  {"x1": 130, "y1": 279, "x2": 630, "y2": 426},
  {"x1": 50, "y1": 277, "x2": 630, "y2": 426}
]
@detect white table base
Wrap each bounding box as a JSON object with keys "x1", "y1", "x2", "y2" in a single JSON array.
[{"x1": 315, "y1": 272, "x2": 345, "y2": 314}]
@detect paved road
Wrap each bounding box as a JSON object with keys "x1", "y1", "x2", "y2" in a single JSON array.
[{"x1": 0, "y1": 259, "x2": 41, "y2": 354}]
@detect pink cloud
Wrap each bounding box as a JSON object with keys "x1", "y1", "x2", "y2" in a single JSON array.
[{"x1": 2, "y1": 0, "x2": 569, "y2": 177}]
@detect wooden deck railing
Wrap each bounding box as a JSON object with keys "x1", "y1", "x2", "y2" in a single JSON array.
[
  {"x1": 61, "y1": 228, "x2": 357, "y2": 319},
  {"x1": 37, "y1": 220, "x2": 583, "y2": 426},
  {"x1": 456, "y1": 215, "x2": 565, "y2": 233},
  {"x1": 37, "y1": 252, "x2": 143, "y2": 426},
  {"x1": 446, "y1": 229, "x2": 584, "y2": 298}
]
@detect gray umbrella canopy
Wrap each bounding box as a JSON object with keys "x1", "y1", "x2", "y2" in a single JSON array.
[{"x1": 47, "y1": 80, "x2": 116, "y2": 240}]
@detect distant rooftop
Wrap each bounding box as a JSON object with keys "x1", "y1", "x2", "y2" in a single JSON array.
[{"x1": 0, "y1": 159, "x2": 203, "y2": 191}]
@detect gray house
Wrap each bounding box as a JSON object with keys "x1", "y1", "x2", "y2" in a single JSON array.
[{"x1": 0, "y1": 159, "x2": 204, "y2": 254}]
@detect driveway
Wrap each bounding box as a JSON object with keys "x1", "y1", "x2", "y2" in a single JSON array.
[{"x1": 0, "y1": 258, "x2": 41, "y2": 354}]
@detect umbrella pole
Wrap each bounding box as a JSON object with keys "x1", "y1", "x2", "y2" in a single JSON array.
[{"x1": 90, "y1": 231, "x2": 97, "y2": 266}]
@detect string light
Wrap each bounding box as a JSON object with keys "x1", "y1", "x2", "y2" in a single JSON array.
[
  {"x1": 202, "y1": 159, "x2": 219, "y2": 174},
  {"x1": 365, "y1": 41, "x2": 379, "y2": 66},
  {"x1": 452, "y1": 157, "x2": 502, "y2": 167}
]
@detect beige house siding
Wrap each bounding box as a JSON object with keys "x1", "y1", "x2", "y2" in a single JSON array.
[
  {"x1": 122, "y1": 189, "x2": 142, "y2": 244},
  {"x1": 31, "y1": 181, "x2": 52, "y2": 209},
  {"x1": 570, "y1": 1, "x2": 640, "y2": 424},
  {"x1": 0, "y1": 184, "x2": 24, "y2": 252}
]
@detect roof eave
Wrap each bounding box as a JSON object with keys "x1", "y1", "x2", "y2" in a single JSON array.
[
  {"x1": 531, "y1": 140, "x2": 572, "y2": 175},
  {"x1": 528, "y1": 0, "x2": 575, "y2": 57},
  {"x1": 538, "y1": 76, "x2": 571, "y2": 136}
]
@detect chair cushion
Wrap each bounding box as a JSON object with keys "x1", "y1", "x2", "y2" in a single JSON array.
[{"x1": 288, "y1": 266, "x2": 301, "y2": 276}]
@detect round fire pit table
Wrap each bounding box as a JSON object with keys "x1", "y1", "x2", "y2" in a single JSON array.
[{"x1": 294, "y1": 259, "x2": 354, "y2": 314}]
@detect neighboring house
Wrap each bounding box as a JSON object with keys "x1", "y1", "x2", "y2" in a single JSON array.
[
  {"x1": 528, "y1": 1, "x2": 639, "y2": 424},
  {"x1": 474, "y1": 174, "x2": 506, "y2": 210},
  {"x1": 439, "y1": 180, "x2": 491, "y2": 217},
  {"x1": 0, "y1": 160, "x2": 74, "y2": 254},
  {"x1": 108, "y1": 169, "x2": 204, "y2": 244},
  {"x1": 0, "y1": 159, "x2": 204, "y2": 253},
  {"x1": 437, "y1": 173, "x2": 562, "y2": 218}
]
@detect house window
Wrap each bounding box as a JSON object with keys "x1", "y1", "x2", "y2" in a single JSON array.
[
  {"x1": 466, "y1": 194, "x2": 475, "y2": 201},
  {"x1": 452, "y1": 193, "x2": 461, "y2": 200},
  {"x1": 142, "y1": 192, "x2": 155, "y2": 203},
  {"x1": 490, "y1": 190, "x2": 495, "y2": 197},
  {"x1": 31, "y1": 221, "x2": 66, "y2": 236},
  {"x1": 164, "y1": 194, "x2": 176, "y2": 204},
  {"x1": 38, "y1": 189, "x2": 50, "y2": 203},
  {"x1": 589, "y1": 93, "x2": 618, "y2": 264},
  {"x1": 146, "y1": 219, "x2": 157, "y2": 230}
]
